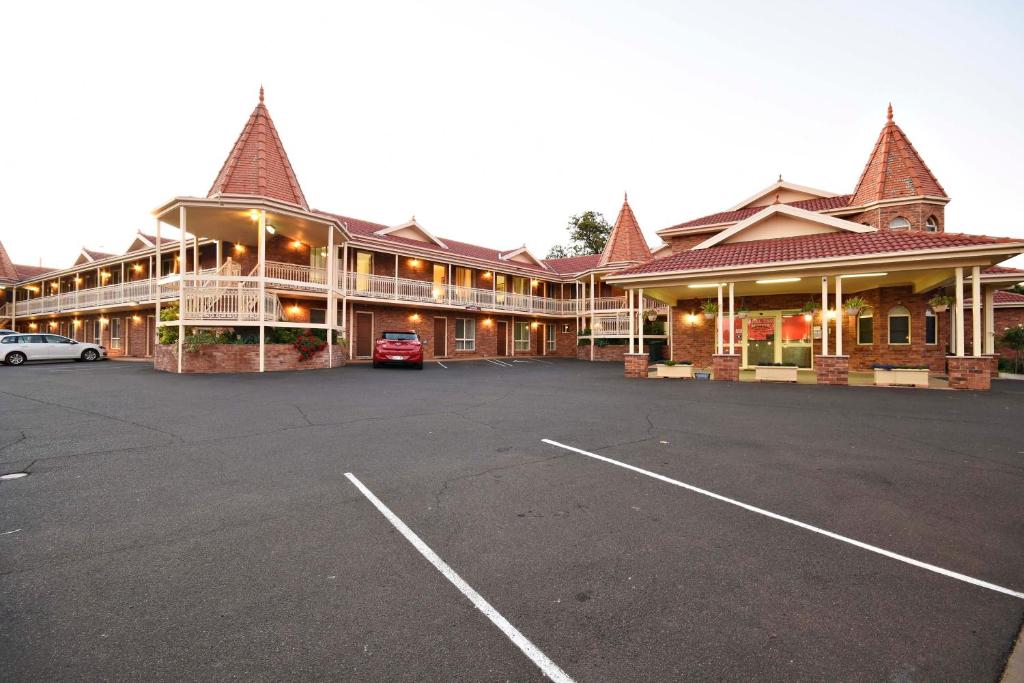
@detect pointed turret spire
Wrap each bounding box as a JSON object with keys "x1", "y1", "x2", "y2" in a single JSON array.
[
  {"x1": 850, "y1": 103, "x2": 947, "y2": 207},
  {"x1": 0, "y1": 238, "x2": 19, "y2": 283},
  {"x1": 599, "y1": 195, "x2": 652, "y2": 267},
  {"x1": 207, "y1": 86, "x2": 309, "y2": 210}
]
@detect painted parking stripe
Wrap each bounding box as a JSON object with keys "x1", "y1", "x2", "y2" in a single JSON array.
[
  {"x1": 542, "y1": 439, "x2": 1024, "y2": 601},
  {"x1": 345, "y1": 473, "x2": 574, "y2": 682},
  {"x1": 486, "y1": 359, "x2": 512, "y2": 367},
  {"x1": 436, "y1": 361, "x2": 448, "y2": 369}
]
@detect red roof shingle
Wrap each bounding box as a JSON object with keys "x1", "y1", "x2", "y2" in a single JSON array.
[
  {"x1": 614, "y1": 230, "x2": 1019, "y2": 277},
  {"x1": 208, "y1": 87, "x2": 309, "y2": 210},
  {"x1": 0, "y1": 239, "x2": 18, "y2": 282},
  {"x1": 665, "y1": 194, "x2": 853, "y2": 232},
  {"x1": 600, "y1": 196, "x2": 651, "y2": 266}
]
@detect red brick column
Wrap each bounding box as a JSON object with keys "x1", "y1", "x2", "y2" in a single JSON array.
[
  {"x1": 983, "y1": 354, "x2": 1000, "y2": 378},
  {"x1": 712, "y1": 354, "x2": 740, "y2": 381},
  {"x1": 814, "y1": 355, "x2": 849, "y2": 385},
  {"x1": 624, "y1": 353, "x2": 649, "y2": 379},
  {"x1": 947, "y1": 356, "x2": 992, "y2": 391}
]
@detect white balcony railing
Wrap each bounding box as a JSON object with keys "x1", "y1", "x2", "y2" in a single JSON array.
[
  {"x1": 181, "y1": 284, "x2": 282, "y2": 322},
  {"x1": 264, "y1": 260, "x2": 327, "y2": 290}
]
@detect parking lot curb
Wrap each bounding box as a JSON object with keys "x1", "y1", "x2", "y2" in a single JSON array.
[{"x1": 1003, "y1": 620, "x2": 1024, "y2": 683}]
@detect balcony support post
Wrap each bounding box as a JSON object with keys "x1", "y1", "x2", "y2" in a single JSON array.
[
  {"x1": 327, "y1": 224, "x2": 336, "y2": 367},
  {"x1": 154, "y1": 219, "x2": 161, "y2": 350},
  {"x1": 178, "y1": 207, "x2": 187, "y2": 374},
  {"x1": 972, "y1": 266, "x2": 982, "y2": 356},
  {"x1": 258, "y1": 209, "x2": 267, "y2": 373},
  {"x1": 821, "y1": 276, "x2": 829, "y2": 358},
  {"x1": 628, "y1": 287, "x2": 635, "y2": 354},
  {"x1": 955, "y1": 267, "x2": 965, "y2": 356},
  {"x1": 716, "y1": 284, "x2": 723, "y2": 356},
  {"x1": 728, "y1": 282, "x2": 735, "y2": 355},
  {"x1": 835, "y1": 274, "x2": 843, "y2": 356},
  {"x1": 984, "y1": 285, "x2": 995, "y2": 355},
  {"x1": 638, "y1": 287, "x2": 645, "y2": 356}
]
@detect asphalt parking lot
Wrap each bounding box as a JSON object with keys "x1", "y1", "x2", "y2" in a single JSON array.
[{"x1": 1, "y1": 358, "x2": 1022, "y2": 681}]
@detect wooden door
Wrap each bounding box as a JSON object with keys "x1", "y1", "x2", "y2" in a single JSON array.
[
  {"x1": 433, "y1": 317, "x2": 447, "y2": 357},
  {"x1": 496, "y1": 321, "x2": 508, "y2": 356},
  {"x1": 356, "y1": 312, "x2": 374, "y2": 358},
  {"x1": 535, "y1": 325, "x2": 544, "y2": 356}
]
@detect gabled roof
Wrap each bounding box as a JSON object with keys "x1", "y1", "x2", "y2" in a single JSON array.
[
  {"x1": 727, "y1": 179, "x2": 840, "y2": 211},
  {"x1": 373, "y1": 218, "x2": 448, "y2": 249},
  {"x1": 983, "y1": 265, "x2": 1024, "y2": 275},
  {"x1": 611, "y1": 230, "x2": 1021, "y2": 278},
  {"x1": 660, "y1": 195, "x2": 853, "y2": 234},
  {"x1": 14, "y1": 263, "x2": 56, "y2": 279},
  {"x1": 599, "y1": 195, "x2": 651, "y2": 267},
  {"x1": 850, "y1": 104, "x2": 947, "y2": 207},
  {"x1": 75, "y1": 248, "x2": 115, "y2": 265},
  {"x1": 693, "y1": 204, "x2": 875, "y2": 250},
  {"x1": 499, "y1": 246, "x2": 549, "y2": 269},
  {"x1": 541, "y1": 253, "x2": 602, "y2": 275},
  {"x1": 0, "y1": 239, "x2": 18, "y2": 282},
  {"x1": 994, "y1": 290, "x2": 1024, "y2": 306},
  {"x1": 207, "y1": 87, "x2": 309, "y2": 210}
]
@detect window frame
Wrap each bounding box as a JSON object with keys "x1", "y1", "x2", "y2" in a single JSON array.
[
  {"x1": 857, "y1": 308, "x2": 873, "y2": 345},
  {"x1": 546, "y1": 323, "x2": 556, "y2": 351},
  {"x1": 110, "y1": 318, "x2": 122, "y2": 350},
  {"x1": 924, "y1": 307, "x2": 937, "y2": 345},
  {"x1": 888, "y1": 216, "x2": 911, "y2": 230},
  {"x1": 924, "y1": 216, "x2": 939, "y2": 233},
  {"x1": 514, "y1": 321, "x2": 530, "y2": 351},
  {"x1": 887, "y1": 306, "x2": 911, "y2": 345},
  {"x1": 455, "y1": 318, "x2": 476, "y2": 351}
]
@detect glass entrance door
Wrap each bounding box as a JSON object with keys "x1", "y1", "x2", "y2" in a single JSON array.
[
  {"x1": 744, "y1": 316, "x2": 775, "y2": 365},
  {"x1": 780, "y1": 313, "x2": 813, "y2": 367},
  {"x1": 742, "y1": 311, "x2": 814, "y2": 368}
]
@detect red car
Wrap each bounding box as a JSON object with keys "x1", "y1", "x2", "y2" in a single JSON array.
[{"x1": 373, "y1": 330, "x2": 425, "y2": 369}]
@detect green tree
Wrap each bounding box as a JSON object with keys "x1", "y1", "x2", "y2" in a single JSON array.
[
  {"x1": 1011, "y1": 282, "x2": 1024, "y2": 295},
  {"x1": 546, "y1": 211, "x2": 612, "y2": 258}
]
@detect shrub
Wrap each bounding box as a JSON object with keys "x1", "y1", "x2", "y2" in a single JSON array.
[
  {"x1": 294, "y1": 332, "x2": 327, "y2": 361},
  {"x1": 1000, "y1": 324, "x2": 1024, "y2": 373},
  {"x1": 158, "y1": 304, "x2": 179, "y2": 344}
]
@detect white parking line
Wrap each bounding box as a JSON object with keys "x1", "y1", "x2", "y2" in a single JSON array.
[
  {"x1": 436, "y1": 361, "x2": 448, "y2": 369},
  {"x1": 345, "y1": 473, "x2": 574, "y2": 682},
  {"x1": 541, "y1": 438, "x2": 1024, "y2": 601},
  {"x1": 486, "y1": 359, "x2": 512, "y2": 367}
]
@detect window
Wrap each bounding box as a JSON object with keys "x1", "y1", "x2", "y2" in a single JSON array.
[
  {"x1": 512, "y1": 277, "x2": 528, "y2": 295},
  {"x1": 495, "y1": 274, "x2": 507, "y2": 304},
  {"x1": 925, "y1": 216, "x2": 939, "y2": 233},
  {"x1": 455, "y1": 318, "x2": 475, "y2": 351},
  {"x1": 888, "y1": 217, "x2": 911, "y2": 230},
  {"x1": 45, "y1": 335, "x2": 71, "y2": 344},
  {"x1": 93, "y1": 320, "x2": 102, "y2": 346},
  {"x1": 454, "y1": 267, "x2": 472, "y2": 289},
  {"x1": 310, "y1": 308, "x2": 326, "y2": 325},
  {"x1": 355, "y1": 251, "x2": 373, "y2": 292},
  {"x1": 561, "y1": 323, "x2": 570, "y2": 334},
  {"x1": 432, "y1": 264, "x2": 447, "y2": 302},
  {"x1": 514, "y1": 321, "x2": 530, "y2": 351},
  {"x1": 110, "y1": 318, "x2": 122, "y2": 350},
  {"x1": 925, "y1": 308, "x2": 937, "y2": 345},
  {"x1": 546, "y1": 323, "x2": 556, "y2": 351},
  {"x1": 1, "y1": 336, "x2": 20, "y2": 344},
  {"x1": 383, "y1": 332, "x2": 418, "y2": 341},
  {"x1": 857, "y1": 308, "x2": 873, "y2": 344},
  {"x1": 310, "y1": 246, "x2": 327, "y2": 271},
  {"x1": 888, "y1": 306, "x2": 911, "y2": 345}
]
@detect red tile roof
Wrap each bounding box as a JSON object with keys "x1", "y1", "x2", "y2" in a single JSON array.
[
  {"x1": 314, "y1": 210, "x2": 598, "y2": 276},
  {"x1": 82, "y1": 248, "x2": 115, "y2": 261},
  {"x1": 994, "y1": 290, "x2": 1024, "y2": 305},
  {"x1": 983, "y1": 265, "x2": 1024, "y2": 275},
  {"x1": 0, "y1": 239, "x2": 18, "y2": 282},
  {"x1": 665, "y1": 194, "x2": 853, "y2": 231},
  {"x1": 850, "y1": 104, "x2": 947, "y2": 207},
  {"x1": 14, "y1": 263, "x2": 57, "y2": 279},
  {"x1": 600, "y1": 196, "x2": 651, "y2": 266},
  {"x1": 208, "y1": 87, "x2": 309, "y2": 210},
  {"x1": 613, "y1": 230, "x2": 1020, "y2": 277}
]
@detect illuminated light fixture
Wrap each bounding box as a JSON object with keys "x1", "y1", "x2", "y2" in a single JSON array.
[
  {"x1": 408, "y1": 258, "x2": 421, "y2": 268},
  {"x1": 687, "y1": 283, "x2": 721, "y2": 289},
  {"x1": 28, "y1": 322, "x2": 38, "y2": 330},
  {"x1": 73, "y1": 319, "x2": 82, "y2": 327},
  {"x1": 50, "y1": 282, "x2": 59, "y2": 290},
  {"x1": 248, "y1": 209, "x2": 260, "y2": 221},
  {"x1": 129, "y1": 301, "x2": 139, "y2": 306},
  {"x1": 530, "y1": 321, "x2": 539, "y2": 329},
  {"x1": 826, "y1": 309, "x2": 837, "y2": 319},
  {"x1": 133, "y1": 263, "x2": 144, "y2": 272},
  {"x1": 74, "y1": 277, "x2": 82, "y2": 284},
  {"x1": 409, "y1": 313, "x2": 421, "y2": 322},
  {"x1": 233, "y1": 244, "x2": 246, "y2": 253},
  {"x1": 291, "y1": 240, "x2": 302, "y2": 249},
  {"x1": 99, "y1": 317, "x2": 108, "y2": 325},
  {"x1": 265, "y1": 224, "x2": 276, "y2": 235},
  {"x1": 531, "y1": 279, "x2": 540, "y2": 287},
  {"x1": 132, "y1": 315, "x2": 141, "y2": 322},
  {"x1": 483, "y1": 318, "x2": 493, "y2": 327},
  {"x1": 481, "y1": 271, "x2": 492, "y2": 280},
  {"x1": 840, "y1": 272, "x2": 887, "y2": 279},
  {"x1": 803, "y1": 313, "x2": 813, "y2": 322},
  {"x1": 684, "y1": 313, "x2": 700, "y2": 326},
  {"x1": 100, "y1": 271, "x2": 111, "y2": 279},
  {"x1": 48, "y1": 321, "x2": 58, "y2": 329},
  {"x1": 755, "y1": 277, "x2": 802, "y2": 284}
]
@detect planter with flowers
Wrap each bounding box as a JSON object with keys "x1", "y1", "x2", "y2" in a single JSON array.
[
  {"x1": 656, "y1": 360, "x2": 693, "y2": 379},
  {"x1": 843, "y1": 296, "x2": 868, "y2": 316},
  {"x1": 928, "y1": 294, "x2": 954, "y2": 313},
  {"x1": 701, "y1": 300, "x2": 718, "y2": 320}
]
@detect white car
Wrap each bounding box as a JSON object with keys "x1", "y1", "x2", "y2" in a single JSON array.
[{"x1": 0, "y1": 333, "x2": 107, "y2": 366}]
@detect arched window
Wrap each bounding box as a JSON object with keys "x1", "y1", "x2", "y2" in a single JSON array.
[
  {"x1": 888, "y1": 305, "x2": 911, "y2": 345},
  {"x1": 889, "y1": 217, "x2": 911, "y2": 230},
  {"x1": 925, "y1": 216, "x2": 939, "y2": 232},
  {"x1": 857, "y1": 307, "x2": 873, "y2": 344},
  {"x1": 925, "y1": 307, "x2": 937, "y2": 344}
]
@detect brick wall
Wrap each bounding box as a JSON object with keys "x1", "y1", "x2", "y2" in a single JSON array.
[
  {"x1": 946, "y1": 355, "x2": 991, "y2": 391},
  {"x1": 155, "y1": 343, "x2": 347, "y2": 373},
  {"x1": 624, "y1": 353, "x2": 649, "y2": 378},
  {"x1": 712, "y1": 354, "x2": 740, "y2": 381},
  {"x1": 667, "y1": 234, "x2": 711, "y2": 253},
  {"x1": 814, "y1": 355, "x2": 849, "y2": 385},
  {"x1": 670, "y1": 286, "x2": 943, "y2": 371},
  {"x1": 964, "y1": 306, "x2": 1024, "y2": 362},
  {"x1": 577, "y1": 343, "x2": 660, "y2": 362},
  {"x1": 843, "y1": 202, "x2": 944, "y2": 232},
  {"x1": 343, "y1": 302, "x2": 577, "y2": 360}
]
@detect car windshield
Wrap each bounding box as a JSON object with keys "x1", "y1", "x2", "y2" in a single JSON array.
[{"x1": 382, "y1": 332, "x2": 418, "y2": 341}]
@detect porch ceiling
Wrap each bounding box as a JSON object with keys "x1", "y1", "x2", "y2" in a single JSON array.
[{"x1": 156, "y1": 199, "x2": 337, "y2": 248}]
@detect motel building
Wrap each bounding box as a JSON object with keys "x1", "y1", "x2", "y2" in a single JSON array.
[{"x1": 1, "y1": 93, "x2": 1022, "y2": 388}]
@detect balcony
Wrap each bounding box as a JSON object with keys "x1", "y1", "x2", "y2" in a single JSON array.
[{"x1": 11, "y1": 279, "x2": 179, "y2": 317}]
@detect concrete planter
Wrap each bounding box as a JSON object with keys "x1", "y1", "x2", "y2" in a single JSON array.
[
  {"x1": 656, "y1": 364, "x2": 693, "y2": 379},
  {"x1": 755, "y1": 365, "x2": 798, "y2": 382},
  {"x1": 874, "y1": 368, "x2": 929, "y2": 388}
]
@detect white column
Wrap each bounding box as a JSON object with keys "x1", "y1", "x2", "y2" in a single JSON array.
[
  {"x1": 394, "y1": 253, "x2": 399, "y2": 293},
  {"x1": 728, "y1": 282, "x2": 735, "y2": 355},
  {"x1": 215, "y1": 240, "x2": 222, "y2": 272},
  {"x1": 954, "y1": 267, "x2": 965, "y2": 357},
  {"x1": 258, "y1": 209, "x2": 267, "y2": 373},
  {"x1": 628, "y1": 288, "x2": 635, "y2": 354},
  {"x1": 193, "y1": 235, "x2": 200, "y2": 284},
  {"x1": 177, "y1": 208, "x2": 187, "y2": 373},
  {"x1": 327, "y1": 225, "x2": 336, "y2": 367},
  {"x1": 638, "y1": 287, "x2": 645, "y2": 355},
  {"x1": 820, "y1": 276, "x2": 829, "y2": 358},
  {"x1": 716, "y1": 284, "x2": 723, "y2": 355},
  {"x1": 154, "y1": 219, "x2": 161, "y2": 345},
  {"x1": 834, "y1": 274, "x2": 843, "y2": 356},
  {"x1": 971, "y1": 266, "x2": 981, "y2": 356},
  {"x1": 341, "y1": 242, "x2": 348, "y2": 334},
  {"x1": 984, "y1": 286, "x2": 995, "y2": 355}
]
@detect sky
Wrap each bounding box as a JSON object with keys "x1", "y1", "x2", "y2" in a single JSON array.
[{"x1": 2, "y1": 0, "x2": 1023, "y2": 269}]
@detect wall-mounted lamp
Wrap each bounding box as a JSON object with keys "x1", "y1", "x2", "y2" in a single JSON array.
[
  {"x1": 291, "y1": 240, "x2": 302, "y2": 249},
  {"x1": 803, "y1": 313, "x2": 813, "y2": 322},
  {"x1": 265, "y1": 225, "x2": 276, "y2": 235},
  {"x1": 409, "y1": 259, "x2": 421, "y2": 269},
  {"x1": 132, "y1": 315, "x2": 141, "y2": 323},
  {"x1": 530, "y1": 321, "x2": 539, "y2": 329},
  {"x1": 825, "y1": 309, "x2": 837, "y2": 320},
  {"x1": 73, "y1": 319, "x2": 82, "y2": 328},
  {"x1": 133, "y1": 263, "x2": 144, "y2": 273},
  {"x1": 248, "y1": 209, "x2": 260, "y2": 222},
  {"x1": 233, "y1": 244, "x2": 246, "y2": 253},
  {"x1": 483, "y1": 318, "x2": 493, "y2": 327},
  {"x1": 289, "y1": 305, "x2": 303, "y2": 316},
  {"x1": 409, "y1": 313, "x2": 421, "y2": 322},
  {"x1": 49, "y1": 321, "x2": 58, "y2": 330},
  {"x1": 684, "y1": 313, "x2": 700, "y2": 327},
  {"x1": 28, "y1": 322, "x2": 38, "y2": 330},
  {"x1": 531, "y1": 279, "x2": 540, "y2": 287},
  {"x1": 481, "y1": 271, "x2": 492, "y2": 280}
]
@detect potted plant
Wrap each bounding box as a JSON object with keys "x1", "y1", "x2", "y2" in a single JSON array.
[
  {"x1": 644, "y1": 308, "x2": 658, "y2": 322},
  {"x1": 928, "y1": 294, "x2": 954, "y2": 313},
  {"x1": 656, "y1": 359, "x2": 693, "y2": 379},
  {"x1": 735, "y1": 306, "x2": 750, "y2": 320},
  {"x1": 694, "y1": 366, "x2": 712, "y2": 380},
  {"x1": 800, "y1": 300, "x2": 820, "y2": 315},
  {"x1": 843, "y1": 296, "x2": 867, "y2": 316},
  {"x1": 754, "y1": 361, "x2": 799, "y2": 383},
  {"x1": 873, "y1": 363, "x2": 930, "y2": 388},
  {"x1": 701, "y1": 300, "x2": 718, "y2": 320}
]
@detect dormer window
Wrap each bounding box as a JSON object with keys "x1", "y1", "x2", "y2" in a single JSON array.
[
  {"x1": 888, "y1": 217, "x2": 911, "y2": 231},
  {"x1": 925, "y1": 216, "x2": 939, "y2": 233}
]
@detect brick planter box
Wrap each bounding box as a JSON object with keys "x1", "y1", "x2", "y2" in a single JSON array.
[
  {"x1": 946, "y1": 356, "x2": 992, "y2": 391},
  {"x1": 623, "y1": 353, "x2": 650, "y2": 378},
  {"x1": 712, "y1": 354, "x2": 740, "y2": 381},
  {"x1": 154, "y1": 343, "x2": 347, "y2": 374},
  {"x1": 579, "y1": 343, "x2": 660, "y2": 362},
  {"x1": 815, "y1": 355, "x2": 849, "y2": 385}
]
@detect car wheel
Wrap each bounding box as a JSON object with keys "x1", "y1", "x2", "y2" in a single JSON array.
[
  {"x1": 415, "y1": 362, "x2": 423, "y2": 370},
  {"x1": 5, "y1": 352, "x2": 26, "y2": 366},
  {"x1": 81, "y1": 349, "x2": 100, "y2": 362}
]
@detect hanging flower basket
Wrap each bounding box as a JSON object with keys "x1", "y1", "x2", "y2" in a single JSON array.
[
  {"x1": 644, "y1": 309, "x2": 658, "y2": 322},
  {"x1": 843, "y1": 296, "x2": 867, "y2": 316},
  {"x1": 700, "y1": 300, "x2": 718, "y2": 320},
  {"x1": 929, "y1": 294, "x2": 954, "y2": 313},
  {"x1": 735, "y1": 308, "x2": 750, "y2": 320}
]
